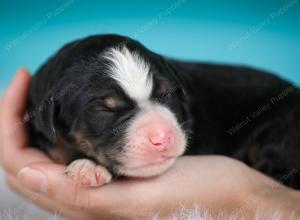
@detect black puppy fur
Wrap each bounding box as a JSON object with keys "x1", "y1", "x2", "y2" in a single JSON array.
[{"x1": 28, "y1": 34, "x2": 300, "y2": 188}]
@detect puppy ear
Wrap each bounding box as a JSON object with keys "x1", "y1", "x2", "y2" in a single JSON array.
[
  {"x1": 36, "y1": 96, "x2": 58, "y2": 144},
  {"x1": 164, "y1": 59, "x2": 189, "y2": 101}
]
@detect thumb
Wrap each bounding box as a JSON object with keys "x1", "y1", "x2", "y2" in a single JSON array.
[{"x1": 16, "y1": 162, "x2": 97, "y2": 209}]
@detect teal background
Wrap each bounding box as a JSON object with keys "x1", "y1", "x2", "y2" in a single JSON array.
[{"x1": 0, "y1": 0, "x2": 300, "y2": 94}]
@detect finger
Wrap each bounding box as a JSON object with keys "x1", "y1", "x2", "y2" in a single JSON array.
[
  {"x1": 16, "y1": 163, "x2": 135, "y2": 219},
  {"x1": 16, "y1": 161, "x2": 147, "y2": 209},
  {"x1": 16, "y1": 162, "x2": 100, "y2": 210},
  {"x1": 1, "y1": 68, "x2": 31, "y2": 145},
  {"x1": 5, "y1": 174, "x2": 86, "y2": 220},
  {"x1": 0, "y1": 68, "x2": 52, "y2": 174},
  {"x1": 0, "y1": 68, "x2": 31, "y2": 167}
]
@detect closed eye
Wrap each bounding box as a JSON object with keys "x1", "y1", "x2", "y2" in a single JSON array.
[{"x1": 90, "y1": 105, "x2": 115, "y2": 113}]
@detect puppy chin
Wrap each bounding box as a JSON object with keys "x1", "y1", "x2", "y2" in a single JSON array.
[{"x1": 118, "y1": 157, "x2": 177, "y2": 177}]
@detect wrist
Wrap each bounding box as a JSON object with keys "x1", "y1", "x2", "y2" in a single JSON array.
[
  {"x1": 236, "y1": 175, "x2": 300, "y2": 219},
  {"x1": 215, "y1": 161, "x2": 300, "y2": 219}
]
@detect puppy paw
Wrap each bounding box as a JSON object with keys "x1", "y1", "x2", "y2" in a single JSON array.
[{"x1": 65, "y1": 159, "x2": 112, "y2": 187}]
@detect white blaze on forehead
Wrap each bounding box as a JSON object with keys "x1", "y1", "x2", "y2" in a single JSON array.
[{"x1": 103, "y1": 46, "x2": 153, "y2": 102}]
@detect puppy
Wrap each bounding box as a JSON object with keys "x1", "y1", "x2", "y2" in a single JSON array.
[{"x1": 28, "y1": 34, "x2": 300, "y2": 188}]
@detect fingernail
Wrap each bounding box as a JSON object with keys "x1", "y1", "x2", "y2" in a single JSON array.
[{"x1": 17, "y1": 167, "x2": 48, "y2": 193}]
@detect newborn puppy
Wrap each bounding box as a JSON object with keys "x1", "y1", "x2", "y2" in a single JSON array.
[{"x1": 28, "y1": 34, "x2": 300, "y2": 188}]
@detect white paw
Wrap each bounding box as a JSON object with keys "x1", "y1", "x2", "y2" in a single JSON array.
[{"x1": 65, "y1": 159, "x2": 112, "y2": 187}]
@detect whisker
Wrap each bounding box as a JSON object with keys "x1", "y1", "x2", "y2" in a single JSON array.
[{"x1": 179, "y1": 120, "x2": 193, "y2": 129}]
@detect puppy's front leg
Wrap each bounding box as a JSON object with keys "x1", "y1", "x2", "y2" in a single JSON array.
[{"x1": 65, "y1": 159, "x2": 112, "y2": 187}]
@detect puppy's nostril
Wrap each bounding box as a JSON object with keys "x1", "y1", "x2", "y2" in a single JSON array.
[{"x1": 150, "y1": 132, "x2": 171, "y2": 150}]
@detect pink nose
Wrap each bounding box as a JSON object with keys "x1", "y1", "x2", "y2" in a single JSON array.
[{"x1": 149, "y1": 131, "x2": 171, "y2": 151}]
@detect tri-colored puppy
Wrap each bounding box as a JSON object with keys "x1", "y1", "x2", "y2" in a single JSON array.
[{"x1": 28, "y1": 34, "x2": 300, "y2": 188}]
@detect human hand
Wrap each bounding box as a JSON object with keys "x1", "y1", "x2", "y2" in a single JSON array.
[{"x1": 1, "y1": 69, "x2": 300, "y2": 220}]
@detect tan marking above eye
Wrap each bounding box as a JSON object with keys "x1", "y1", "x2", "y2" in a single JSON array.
[{"x1": 104, "y1": 96, "x2": 118, "y2": 109}]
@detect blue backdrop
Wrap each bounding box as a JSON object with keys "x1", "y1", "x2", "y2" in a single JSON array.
[{"x1": 0, "y1": 0, "x2": 299, "y2": 94}]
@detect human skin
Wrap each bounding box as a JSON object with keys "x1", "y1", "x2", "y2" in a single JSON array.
[{"x1": 0, "y1": 69, "x2": 300, "y2": 220}]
